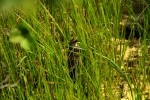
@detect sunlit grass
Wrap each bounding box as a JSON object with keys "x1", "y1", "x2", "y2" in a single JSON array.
[{"x1": 0, "y1": 0, "x2": 150, "y2": 99}]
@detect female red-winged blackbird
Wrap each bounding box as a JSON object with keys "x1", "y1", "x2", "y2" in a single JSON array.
[{"x1": 67, "y1": 38, "x2": 79, "y2": 81}]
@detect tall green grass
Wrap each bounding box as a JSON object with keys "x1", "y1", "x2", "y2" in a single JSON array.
[{"x1": 0, "y1": 0, "x2": 150, "y2": 99}]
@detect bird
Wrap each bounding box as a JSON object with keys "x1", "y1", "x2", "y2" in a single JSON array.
[{"x1": 67, "y1": 38, "x2": 79, "y2": 81}]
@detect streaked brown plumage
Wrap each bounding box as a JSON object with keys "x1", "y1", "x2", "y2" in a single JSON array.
[{"x1": 67, "y1": 38, "x2": 79, "y2": 80}]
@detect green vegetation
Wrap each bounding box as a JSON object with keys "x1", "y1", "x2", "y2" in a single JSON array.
[{"x1": 0, "y1": 0, "x2": 150, "y2": 99}]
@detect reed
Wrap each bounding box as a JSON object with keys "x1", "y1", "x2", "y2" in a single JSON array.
[{"x1": 0, "y1": 0, "x2": 150, "y2": 99}]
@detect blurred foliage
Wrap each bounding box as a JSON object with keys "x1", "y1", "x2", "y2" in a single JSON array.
[
  {"x1": 0, "y1": 0, "x2": 35, "y2": 15},
  {"x1": 9, "y1": 22, "x2": 34, "y2": 51}
]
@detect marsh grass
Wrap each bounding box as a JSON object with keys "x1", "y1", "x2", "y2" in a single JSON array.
[{"x1": 0, "y1": 0, "x2": 150, "y2": 99}]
